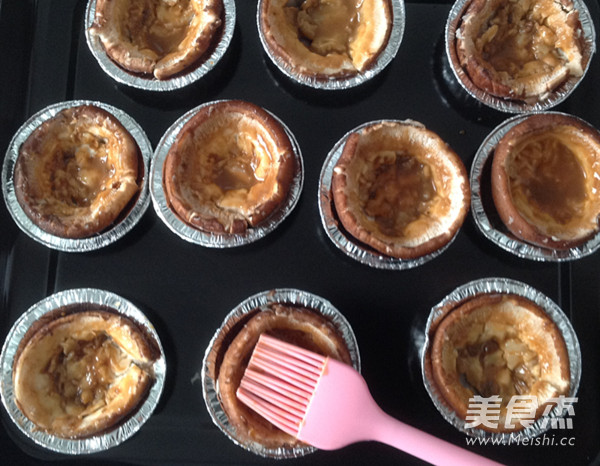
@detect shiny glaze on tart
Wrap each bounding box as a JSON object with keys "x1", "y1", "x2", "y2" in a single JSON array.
[
  {"x1": 12, "y1": 310, "x2": 159, "y2": 439},
  {"x1": 212, "y1": 304, "x2": 352, "y2": 449},
  {"x1": 429, "y1": 293, "x2": 570, "y2": 432},
  {"x1": 13, "y1": 105, "x2": 140, "y2": 239},
  {"x1": 491, "y1": 113, "x2": 600, "y2": 250},
  {"x1": 331, "y1": 120, "x2": 470, "y2": 259},
  {"x1": 456, "y1": 0, "x2": 584, "y2": 102},
  {"x1": 90, "y1": 0, "x2": 223, "y2": 80},
  {"x1": 259, "y1": 0, "x2": 393, "y2": 80},
  {"x1": 163, "y1": 100, "x2": 296, "y2": 234}
]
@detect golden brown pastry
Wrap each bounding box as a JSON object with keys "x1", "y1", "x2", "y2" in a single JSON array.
[
  {"x1": 12, "y1": 310, "x2": 159, "y2": 439},
  {"x1": 259, "y1": 0, "x2": 392, "y2": 80},
  {"x1": 331, "y1": 120, "x2": 470, "y2": 259},
  {"x1": 214, "y1": 304, "x2": 352, "y2": 449},
  {"x1": 429, "y1": 293, "x2": 570, "y2": 432},
  {"x1": 13, "y1": 105, "x2": 140, "y2": 239},
  {"x1": 491, "y1": 113, "x2": 600, "y2": 250},
  {"x1": 456, "y1": 0, "x2": 584, "y2": 101},
  {"x1": 163, "y1": 100, "x2": 296, "y2": 234},
  {"x1": 90, "y1": 0, "x2": 223, "y2": 80}
]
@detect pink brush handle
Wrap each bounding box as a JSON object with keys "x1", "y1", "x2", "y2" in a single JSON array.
[
  {"x1": 365, "y1": 406, "x2": 502, "y2": 466},
  {"x1": 300, "y1": 360, "x2": 502, "y2": 465}
]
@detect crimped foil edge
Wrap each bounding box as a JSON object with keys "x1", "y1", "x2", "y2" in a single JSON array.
[
  {"x1": 1, "y1": 100, "x2": 152, "y2": 252},
  {"x1": 445, "y1": 0, "x2": 596, "y2": 113},
  {"x1": 420, "y1": 277, "x2": 582, "y2": 443},
  {"x1": 200, "y1": 288, "x2": 360, "y2": 459},
  {"x1": 0, "y1": 288, "x2": 166, "y2": 454},
  {"x1": 318, "y1": 119, "x2": 461, "y2": 270},
  {"x1": 470, "y1": 111, "x2": 600, "y2": 261},
  {"x1": 256, "y1": 0, "x2": 405, "y2": 90},
  {"x1": 150, "y1": 100, "x2": 304, "y2": 248}
]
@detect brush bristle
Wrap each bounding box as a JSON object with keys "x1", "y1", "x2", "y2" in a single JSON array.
[{"x1": 236, "y1": 334, "x2": 328, "y2": 437}]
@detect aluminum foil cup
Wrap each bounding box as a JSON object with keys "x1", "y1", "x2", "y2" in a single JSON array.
[
  {"x1": 150, "y1": 100, "x2": 304, "y2": 248},
  {"x1": 257, "y1": 0, "x2": 405, "y2": 90},
  {"x1": 1, "y1": 100, "x2": 152, "y2": 252},
  {"x1": 420, "y1": 277, "x2": 581, "y2": 443},
  {"x1": 85, "y1": 0, "x2": 236, "y2": 91},
  {"x1": 318, "y1": 119, "x2": 460, "y2": 270},
  {"x1": 470, "y1": 111, "x2": 600, "y2": 261},
  {"x1": 201, "y1": 288, "x2": 360, "y2": 458},
  {"x1": 0, "y1": 288, "x2": 166, "y2": 454},
  {"x1": 445, "y1": 0, "x2": 596, "y2": 113}
]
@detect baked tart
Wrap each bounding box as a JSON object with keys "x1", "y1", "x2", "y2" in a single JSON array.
[
  {"x1": 429, "y1": 293, "x2": 570, "y2": 433},
  {"x1": 12, "y1": 309, "x2": 159, "y2": 439},
  {"x1": 259, "y1": 0, "x2": 393, "y2": 80},
  {"x1": 491, "y1": 113, "x2": 600, "y2": 250},
  {"x1": 90, "y1": 0, "x2": 223, "y2": 80},
  {"x1": 213, "y1": 303, "x2": 352, "y2": 449},
  {"x1": 331, "y1": 121, "x2": 470, "y2": 259},
  {"x1": 163, "y1": 100, "x2": 296, "y2": 234},
  {"x1": 13, "y1": 105, "x2": 141, "y2": 239},
  {"x1": 455, "y1": 0, "x2": 584, "y2": 102}
]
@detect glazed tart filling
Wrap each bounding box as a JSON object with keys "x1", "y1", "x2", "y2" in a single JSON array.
[
  {"x1": 491, "y1": 114, "x2": 600, "y2": 249},
  {"x1": 430, "y1": 293, "x2": 570, "y2": 432},
  {"x1": 90, "y1": 0, "x2": 223, "y2": 80},
  {"x1": 331, "y1": 121, "x2": 470, "y2": 259},
  {"x1": 163, "y1": 100, "x2": 295, "y2": 234},
  {"x1": 13, "y1": 105, "x2": 140, "y2": 239},
  {"x1": 457, "y1": 0, "x2": 584, "y2": 101},
  {"x1": 13, "y1": 311, "x2": 158, "y2": 439},
  {"x1": 260, "y1": 0, "x2": 392, "y2": 79}
]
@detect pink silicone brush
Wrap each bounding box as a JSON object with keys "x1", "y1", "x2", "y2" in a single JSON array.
[{"x1": 237, "y1": 334, "x2": 502, "y2": 466}]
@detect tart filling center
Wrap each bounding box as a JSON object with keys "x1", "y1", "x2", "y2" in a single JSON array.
[
  {"x1": 455, "y1": 321, "x2": 541, "y2": 402},
  {"x1": 296, "y1": 0, "x2": 360, "y2": 57},
  {"x1": 43, "y1": 130, "x2": 116, "y2": 212},
  {"x1": 360, "y1": 151, "x2": 437, "y2": 236},
  {"x1": 507, "y1": 128, "x2": 588, "y2": 225}
]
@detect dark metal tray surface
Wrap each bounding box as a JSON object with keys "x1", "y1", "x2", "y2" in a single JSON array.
[{"x1": 1, "y1": 1, "x2": 599, "y2": 465}]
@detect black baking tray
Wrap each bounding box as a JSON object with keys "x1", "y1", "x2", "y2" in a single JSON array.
[{"x1": 1, "y1": 1, "x2": 599, "y2": 465}]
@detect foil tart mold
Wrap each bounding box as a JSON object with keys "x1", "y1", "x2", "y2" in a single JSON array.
[
  {"x1": 85, "y1": 0, "x2": 236, "y2": 92},
  {"x1": 420, "y1": 277, "x2": 582, "y2": 443},
  {"x1": 470, "y1": 111, "x2": 600, "y2": 261},
  {"x1": 1, "y1": 100, "x2": 152, "y2": 253},
  {"x1": 150, "y1": 100, "x2": 304, "y2": 248},
  {"x1": 201, "y1": 288, "x2": 360, "y2": 458},
  {"x1": 256, "y1": 0, "x2": 405, "y2": 90},
  {"x1": 318, "y1": 119, "x2": 461, "y2": 270},
  {"x1": 0, "y1": 288, "x2": 166, "y2": 454},
  {"x1": 445, "y1": 0, "x2": 596, "y2": 113}
]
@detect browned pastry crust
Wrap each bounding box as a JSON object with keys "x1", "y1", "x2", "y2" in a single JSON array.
[
  {"x1": 259, "y1": 0, "x2": 393, "y2": 80},
  {"x1": 491, "y1": 113, "x2": 600, "y2": 250},
  {"x1": 429, "y1": 293, "x2": 570, "y2": 433},
  {"x1": 163, "y1": 100, "x2": 296, "y2": 234},
  {"x1": 90, "y1": 0, "x2": 223, "y2": 80},
  {"x1": 12, "y1": 310, "x2": 159, "y2": 439},
  {"x1": 215, "y1": 304, "x2": 352, "y2": 449},
  {"x1": 455, "y1": 0, "x2": 584, "y2": 101},
  {"x1": 331, "y1": 120, "x2": 470, "y2": 259},
  {"x1": 13, "y1": 105, "x2": 140, "y2": 239}
]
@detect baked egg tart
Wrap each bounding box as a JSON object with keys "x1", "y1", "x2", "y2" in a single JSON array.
[
  {"x1": 13, "y1": 105, "x2": 141, "y2": 239},
  {"x1": 211, "y1": 303, "x2": 352, "y2": 450},
  {"x1": 12, "y1": 309, "x2": 160, "y2": 439},
  {"x1": 455, "y1": 0, "x2": 584, "y2": 102},
  {"x1": 163, "y1": 100, "x2": 296, "y2": 234},
  {"x1": 491, "y1": 113, "x2": 600, "y2": 250},
  {"x1": 259, "y1": 0, "x2": 393, "y2": 80},
  {"x1": 90, "y1": 0, "x2": 223, "y2": 80},
  {"x1": 331, "y1": 120, "x2": 470, "y2": 259},
  {"x1": 429, "y1": 292, "x2": 570, "y2": 433}
]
